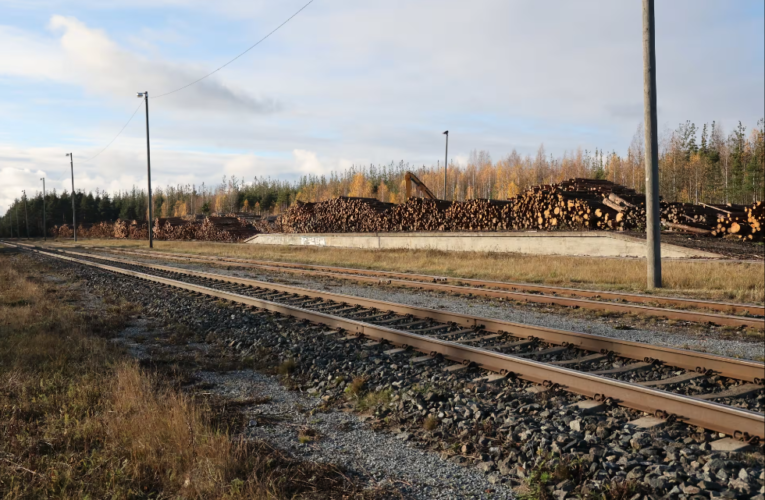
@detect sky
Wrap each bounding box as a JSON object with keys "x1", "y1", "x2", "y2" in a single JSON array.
[{"x1": 0, "y1": 0, "x2": 763, "y2": 215}]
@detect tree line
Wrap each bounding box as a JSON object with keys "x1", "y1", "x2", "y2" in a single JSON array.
[{"x1": 2, "y1": 119, "x2": 762, "y2": 238}]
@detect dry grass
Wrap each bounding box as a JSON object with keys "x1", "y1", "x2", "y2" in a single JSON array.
[
  {"x1": 47, "y1": 238, "x2": 764, "y2": 304},
  {"x1": 0, "y1": 249, "x2": 379, "y2": 499},
  {"x1": 346, "y1": 376, "x2": 368, "y2": 398},
  {"x1": 422, "y1": 416, "x2": 439, "y2": 431}
]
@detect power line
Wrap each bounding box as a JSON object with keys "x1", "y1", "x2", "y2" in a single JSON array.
[
  {"x1": 75, "y1": 0, "x2": 314, "y2": 163},
  {"x1": 82, "y1": 101, "x2": 144, "y2": 163},
  {"x1": 154, "y1": 0, "x2": 315, "y2": 99}
]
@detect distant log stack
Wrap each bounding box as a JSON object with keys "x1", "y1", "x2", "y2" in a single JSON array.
[
  {"x1": 445, "y1": 199, "x2": 511, "y2": 231},
  {"x1": 379, "y1": 198, "x2": 453, "y2": 232},
  {"x1": 153, "y1": 217, "x2": 192, "y2": 240},
  {"x1": 281, "y1": 197, "x2": 395, "y2": 233},
  {"x1": 113, "y1": 219, "x2": 129, "y2": 238},
  {"x1": 196, "y1": 216, "x2": 259, "y2": 242},
  {"x1": 52, "y1": 224, "x2": 73, "y2": 238},
  {"x1": 128, "y1": 221, "x2": 149, "y2": 240}
]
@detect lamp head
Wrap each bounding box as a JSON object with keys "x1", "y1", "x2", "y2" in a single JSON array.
[
  {"x1": 137, "y1": 92, "x2": 145, "y2": 98},
  {"x1": 65, "y1": 153, "x2": 71, "y2": 157},
  {"x1": 443, "y1": 130, "x2": 448, "y2": 135}
]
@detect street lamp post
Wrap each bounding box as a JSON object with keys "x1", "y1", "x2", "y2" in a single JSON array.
[
  {"x1": 443, "y1": 130, "x2": 449, "y2": 200},
  {"x1": 22, "y1": 190, "x2": 29, "y2": 239},
  {"x1": 41, "y1": 178, "x2": 47, "y2": 241},
  {"x1": 137, "y1": 91, "x2": 154, "y2": 248},
  {"x1": 65, "y1": 153, "x2": 77, "y2": 242}
]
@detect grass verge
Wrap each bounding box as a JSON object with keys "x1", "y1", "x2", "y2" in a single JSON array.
[
  {"x1": 42, "y1": 239, "x2": 765, "y2": 304},
  {"x1": 0, "y1": 248, "x2": 375, "y2": 498}
]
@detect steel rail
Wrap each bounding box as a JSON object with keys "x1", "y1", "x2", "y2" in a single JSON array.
[
  {"x1": 56, "y1": 245, "x2": 765, "y2": 327},
  {"x1": 74, "y1": 245, "x2": 765, "y2": 316},
  {"x1": 10, "y1": 242, "x2": 764, "y2": 440},
  {"x1": 31, "y1": 244, "x2": 765, "y2": 383}
]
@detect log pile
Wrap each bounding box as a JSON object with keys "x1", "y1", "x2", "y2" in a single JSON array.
[
  {"x1": 52, "y1": 224, "x2": 73, "y2": 238},
  {"x1": 252, "y1": 216, "x2": 281, "y2": 234},
  {"x1": 710, "y1": 202, "x2": 764, "y2": 241},
  {"x1": 113, "y1": 219, "x2": 130, "y2": 238},
  {"x1": 196, "y1": 217, "x2": 259, "y2": 242},
  {"x1": 128, "y1": 221, "x2": 149, "y2": 240},
  {"x1": 379, "y1": 198, "x2": 453, "y2": 232},
  {"x1": 153, "y1": 217, "x2": 193, "y2": 240},
  {"x1": 281, "y1": 198, "x2": 395, "y2": 233},
  {"x1": 274, "y1": 178, "x2": 762, "y2": 242},
  {"x1": 79, "y1": 222, "x2": 113, "y2": 238},
  {"x1": 445, "y1": 199, "x2": 511, "y2": 231}
]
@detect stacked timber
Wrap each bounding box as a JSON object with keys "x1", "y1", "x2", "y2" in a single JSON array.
[
  {"x1": 280, "y1": 197, "x2": 395, "y2": 233},
  {"x1": 379, "y1": 198, "x2": 453, "y2": 232},
  {"x1": 153, "y1": 217, "x2": 192, "y2": 240},
  {"x1": 53, "y1": 224, "x2": 73, "y2": 238},
  {"x1": 445, "y1": 199, "x2": 512, "y2": 231},
  {"x1": 710, "y1": 202, "x2": 764, "y2": 241},
  {"x1": 197, "y1": 216, "x2": 259, "y2": 242},
  {"x1": 129, "y1": 221, "x2": 149, "y2": 240},
  {"x1": 113, "y1": 219, "x2": 130, "y2": 238},
  {"x1": 252, "y1": 215, "x2": 281, "y2": 234},
  {"x1": 79, "y1": 221, "x2": 114, "y2": 238},
  {"x1": 504, "y1": 180, "x2": 643, "y2": 231}
]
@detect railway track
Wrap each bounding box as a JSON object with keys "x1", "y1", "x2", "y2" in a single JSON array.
[
  {"x1": 5, "y1": 240, "x2": 764, "y2": 444},
  {"x1": 46, "y1": 243, "x2": 765, "y2": 329}
]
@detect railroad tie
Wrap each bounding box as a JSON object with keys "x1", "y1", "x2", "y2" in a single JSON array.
[
  {"x1": 443, "y1": 364, "x2": 468, "y2": 372},
  {"x1": 592, "y1": 361, "x2": 653, "y2": 375},
  {"x1": 550, "y1": 352, "x2": 607, "y2": 366},
  {"x1": 515, "y1": 346, "x2": 568, "y2": 358},
  {"x1": 472, "y1": 373, "x2": 507, "y2": 384},
  {"x1": 638, "y1": 371, "x2": 705, "y2": 387},
  {"x1": 410, "y1": 355, "x2": 436, "y2": 364},
  {"x1": 695, "y1": 383, "x2": 764, "y2": 400},
  {"x1": 492, "y1": 339, "x2": 535, "y2": 350},
  {"x1": 454, "y1": 333, "x2": 504, "y2": 344},
  {"x1": 384, "y1": 347, "x2": 407, "y2": 355}
]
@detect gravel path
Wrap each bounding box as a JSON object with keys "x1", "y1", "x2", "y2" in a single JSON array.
[
  {"x1": 197, "y1": 370, "x2": 514, "y2": 500},
  {"x1": 99, "y1": 250, "x2": 761, "y2": 361}
]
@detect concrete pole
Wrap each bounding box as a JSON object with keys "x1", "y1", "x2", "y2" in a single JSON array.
[
  {"x1": 642, "y1": 0, "x2": 662, "y2": 288},
  {"x1": 443, "y1": 130, "x2": 449, "y2": 201},
  {"x1": 22, "y1": 190, "x2": 29, "y2": 239},
  {"x1": 68, "y1": 153, "x2": 77, "y2": 242},
  {"x1": 142, "y1": 91, "x2": 154, "y2": 249},
  {"x1": 41, "y1": 178, "x2": 47, "y2": 241}
]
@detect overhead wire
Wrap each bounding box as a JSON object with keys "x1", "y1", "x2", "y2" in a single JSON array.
[
  {"x1": 154, "y1": 0, "x2": 314, "y2": 99},
  {"x1": 81, "y1": 101, "x2": 144, "y2": 163},
  {"x1": 78, "y1": 0, "x2": 315, "y2": 161}
]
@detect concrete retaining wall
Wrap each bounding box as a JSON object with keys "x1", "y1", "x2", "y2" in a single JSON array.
[{"x1": 245, "y1": 231, "x2": 723, "y2": 259}]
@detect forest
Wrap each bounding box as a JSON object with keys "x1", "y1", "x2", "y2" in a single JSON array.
[{"x1": 2, "y1": 119, "x2": 763, "y2": 238}]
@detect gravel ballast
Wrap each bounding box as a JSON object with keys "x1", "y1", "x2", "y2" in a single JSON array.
[
  {"x1": 87, "y1": 249, "x2": 762, "y2": 361},
  {"x1": 21, "y1": 248, "x2": 765, "y2": 500}
]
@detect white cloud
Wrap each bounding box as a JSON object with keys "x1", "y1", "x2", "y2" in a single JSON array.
[{"x1": 293, "y1": 149, "x2": 323, "y2": 174}]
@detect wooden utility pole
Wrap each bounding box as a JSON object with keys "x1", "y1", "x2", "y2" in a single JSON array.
[{"x1": 642, "y1": 0, "x2": 662, "y2": 288}]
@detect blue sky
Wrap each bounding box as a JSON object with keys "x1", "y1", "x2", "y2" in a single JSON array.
[{"x1": 0, "y1": 0, "x2": 763, "y2": 214}]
